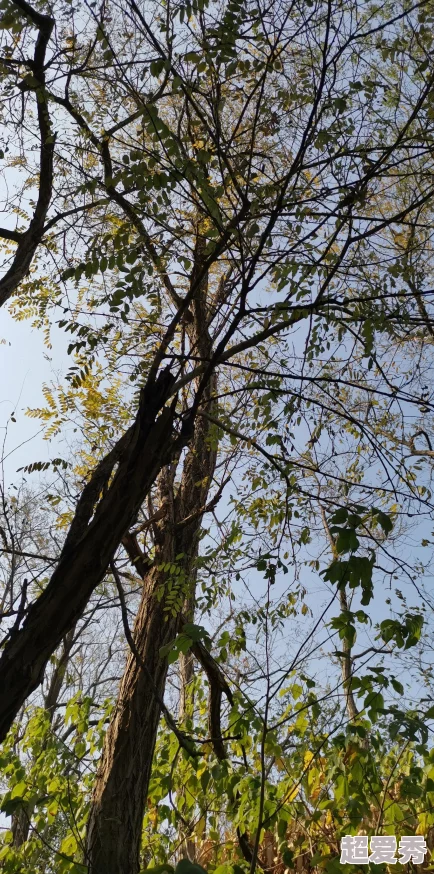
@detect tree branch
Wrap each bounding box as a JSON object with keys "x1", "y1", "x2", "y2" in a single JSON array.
[{"x1": 0, "y1": 1, "x2": 55, "y2": 307}]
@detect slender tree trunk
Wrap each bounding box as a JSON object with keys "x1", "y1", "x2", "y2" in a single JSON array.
[
  {"x1": 86, "y1": 228, "x2": 217, "y2": 874},
  {"x1": 179, "y1": 650, "x2": 195, "y2": 725},
  {"x1": 178, "y1": 645, "x2": 196, "y2": 862},
  {"x1": 44, "y1": 626, "x2": 76, "y2": 718},
  {"x1": 319, "y1": 505, "x2": 359, "y2": 721},
  {"x1": 338, "y1": 586, "x2": 359, "y2": 721},
  {"x1": 178, "y1": 590, "x2": 196, "y2": 724}
]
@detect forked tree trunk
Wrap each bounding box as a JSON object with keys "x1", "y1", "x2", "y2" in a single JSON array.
[
  {"x1": 86, "y1": 229, "x2": 217, "y2": 874},
  {"x1": 86, "y1": 415, "x2": 216, "y2": 874},
  {"x1": 85, "y1": 518, "x2": 184, "y2": 874},
  {"x1": 0, "y1": 370, "x2": 180, "y2": 744}
]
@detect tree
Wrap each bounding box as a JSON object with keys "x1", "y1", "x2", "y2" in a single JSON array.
[
  {"x1": 2, "y1": 0, "x2": 434, "y2": 871},
  {"x1": 85, "y1": 229, "x2": 221, "y2": 874}
]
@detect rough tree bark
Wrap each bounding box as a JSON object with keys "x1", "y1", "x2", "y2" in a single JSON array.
[
  {"x1": 0, "y1": 367, "x2": 185, "y2": 743},
  {"x1": 0, "y1": 249, "x2": 297, "y2": 745},
  {"x1": 85, "y1": 230, "x2": 218, "y2": 874}
]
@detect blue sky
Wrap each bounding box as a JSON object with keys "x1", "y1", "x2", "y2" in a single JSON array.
[{"x1": 0, "y1": 308, "x2": 67, "y2": 485}]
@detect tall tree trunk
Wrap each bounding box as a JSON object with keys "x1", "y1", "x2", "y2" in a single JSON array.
[
  {"x1": 10, "y1": 808, "x2": 29, "y2": 850},
  {"x1": 86, "y1": 228, "x2": 217, "y2": 874},
  {"x1": 86, "y1": 417, "x2": 216, "y2": 874},
  {"x1": 85, "y1": 501, "x2": 184, "y2": 874}
]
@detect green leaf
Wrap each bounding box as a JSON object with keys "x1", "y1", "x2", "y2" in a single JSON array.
[
  {"x1": 150, "y1": 59, "x2": 166, "y2": 76},
  {"x1": 11, "y1": 781, "x2": 27, "y2": 799},
  {"x1": 175, "y1": 862, "x2": 208, "y2": 874},
  {"x1": 335, "y1": 527, "x2": 359, "y2": 554},
  {"x1": 140, "y1": 866, "x2": 175, "y2": 874},
  {"x1": 391, "y1": 677, "x2": 404, "y2": 695},
  {"x1": 330, "y1": 508, "x2": 348, "y2": 524},
  {"x1": 184, "y1": 52, "x2": 202, "y2": 63},
  {"x1": 373, "y1": 509, "x2": 393, "y2": 533}
]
